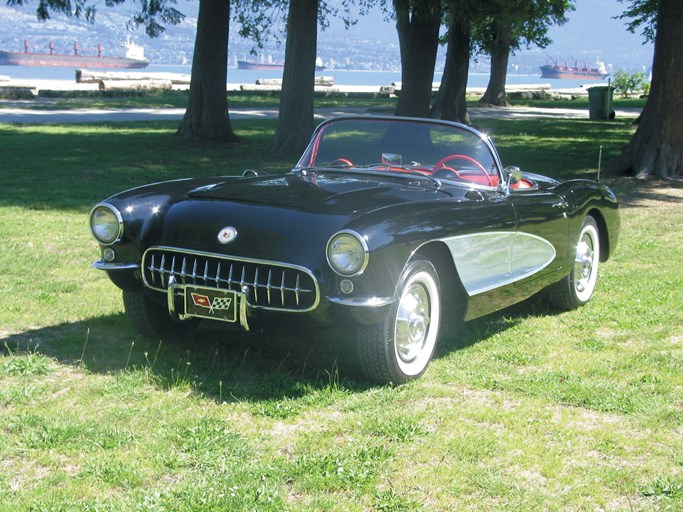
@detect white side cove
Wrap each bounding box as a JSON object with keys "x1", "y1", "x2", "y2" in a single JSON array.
[{"x1": 442, "y1": 231, "x2": 556, "y2": 296}]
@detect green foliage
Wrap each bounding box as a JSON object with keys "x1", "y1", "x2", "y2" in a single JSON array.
[
  {"x1": 472, "y1": 0, "x2": 574, "y2": 54},
  {"x1": 612, "y1": 69, "x2": 650, "y2": 98},
  {"x1": 234, "y1": 0, "x2": 378, "y2": 51},
  {"x1": 6, "y1": 0, "x2": 184, "y2": 37},
  {"x1": 2, "y1": 345, "x2": 51, "y2": 376},
  {"x1": 617, "y1": 0, "x2": 659, "y2": 42}
]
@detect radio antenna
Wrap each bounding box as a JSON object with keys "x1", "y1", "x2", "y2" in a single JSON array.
[{"x1": 597, "y1": 145, "x2": 603, "y2": 183}]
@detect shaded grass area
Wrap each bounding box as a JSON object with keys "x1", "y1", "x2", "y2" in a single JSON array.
[
  {"x1": 0, "y1": 116, "x2": 636, "y2": 211},
  {"x1": 0, "y1": 120, "x2": 284, "y2": 211},
  {"x1": 1, "y1": 117, "x2": 681, "y2": 511},
  {"x1": 0, "y1": 88, "x2": 646, "y2": 111},
  {"x1": 476, "y1": 117, "x2": 636, "y2": 179},
  {"x1": 1, "y1": 89, "x2": 400, "y2": 111}
]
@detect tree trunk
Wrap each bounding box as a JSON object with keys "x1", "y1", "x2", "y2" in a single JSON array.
[
  {"x1": 479, "y1": 21, "x2": 512, "y2": 107},
  {"x1": 606, "y1": 0, "x2": 683, "y2": 179},
  {"x1": 177, "y1": 0, "x2": 238, "y2": 142},
  {"x1": 431, "y1": 5, "x2": 471, "y2": 125},
  {"x1": 270, "y1": 0, "x2": 319, "y2": 157},
  {"x1": 394, "y1": 0, "x2": 441, "y2": 118}
]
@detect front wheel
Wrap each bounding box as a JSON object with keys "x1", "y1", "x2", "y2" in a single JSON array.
[
  {"x1": 548, "y1": 216, "x2": 601, "y2": 310},
  {"x1": 357, "y1": 260, "x2": 441, "y2": 385},
  {"x1": 122, "y1": 289, "x2": 196, "y2": 340}
]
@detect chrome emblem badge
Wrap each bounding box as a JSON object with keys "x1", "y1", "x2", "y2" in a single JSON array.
[{"x1": 217, "y1": 226, "x2": 238, "y2": 244}]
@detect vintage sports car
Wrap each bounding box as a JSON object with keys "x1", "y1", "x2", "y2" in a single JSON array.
[{"x1": 89, "y1": 116, "x2": 619, "y2": 385}]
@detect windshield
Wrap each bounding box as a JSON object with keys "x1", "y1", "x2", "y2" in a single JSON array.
[{"x1": 297, "y1": 117, "x2": 502, "y2": 187}]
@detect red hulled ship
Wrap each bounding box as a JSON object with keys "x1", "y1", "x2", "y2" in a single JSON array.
[
  {"x1": 540, "y1": 58, "x2": 608, "y2": 80},
  {"x1": 0, "y1": 39, "x2": 149, "y2": 69}
]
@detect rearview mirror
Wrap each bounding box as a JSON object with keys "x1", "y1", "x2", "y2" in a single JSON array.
[
  {"x1": 504, "y1": 166, "x2": 522, "y2": 194},
  {"x1": 382, "y1": 153, "x2": 402, "y2": 166}
]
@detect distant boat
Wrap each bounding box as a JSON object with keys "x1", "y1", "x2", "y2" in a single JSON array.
[
  {"x1": 0, "y1": 39, "x2": 149, "y2": 69},
  {"x1": 540, "y1": 58, "x2": 608, "y2": 80},
  {"x1": 237, "y1": 60, "x2": 284, "y2": 71},
  {"x1": 237, "y1": 58, "x2": 326, "y2": 72}
]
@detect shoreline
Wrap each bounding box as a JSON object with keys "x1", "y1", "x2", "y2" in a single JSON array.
[{"x1": 0, "y1": 71, "x2": 594, "y2": 98}]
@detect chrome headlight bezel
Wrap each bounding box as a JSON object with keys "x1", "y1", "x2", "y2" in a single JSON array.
[
  {"x1": 326, "y1": 230, "x2": 369, "y2": 277},
  {"x1": 89, "y1": 203, "x2": 123, "y2": 246}
]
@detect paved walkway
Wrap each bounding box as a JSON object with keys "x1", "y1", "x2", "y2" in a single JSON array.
[{"x1": 0, "y1": 105, "x2": 641, "y2": 124}]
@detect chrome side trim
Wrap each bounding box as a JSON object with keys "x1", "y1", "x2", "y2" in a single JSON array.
[
  {"x1": 442, "y1": 231, "x2": 556, "y2": 296},
  {"x1": 326, "y1": 295, "x2": 395, "y2": 307},
  {"x1": 92, "y1": 261, "x2": 141, "y2": 271}
]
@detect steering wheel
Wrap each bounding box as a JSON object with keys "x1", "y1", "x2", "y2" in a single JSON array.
[
  {"x1": 327, "y1": 158, "x2": 354, "y2": 168},
  {"x1": 432, "y1": 154, "x2": 493, "y2": 186}
]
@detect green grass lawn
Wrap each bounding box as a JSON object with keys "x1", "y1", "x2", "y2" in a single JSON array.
[
  {"x1": 0, "y1": 88, "x2": 646, "y2": 112},
  {"x1": 0, "y1": 114, "x2": 681, "y2": 511},
  {"x1": 0, "y1": 89, "x2": 400, "y2": 111}
]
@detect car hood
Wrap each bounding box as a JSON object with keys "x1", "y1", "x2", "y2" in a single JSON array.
[
  {"x1": 109, "y1": 171, "x2": 478, "y2": 270},
  {"x1": 119, "y1": 171, "x2": 457, "y2": 269},
  {"x1": 186, "y1": 171, "x2": 451, "y2": 214}
]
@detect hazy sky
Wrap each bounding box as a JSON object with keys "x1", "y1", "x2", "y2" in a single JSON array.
[{"x1": 326, "y1": 0, "x2": 654, "y2": 71}]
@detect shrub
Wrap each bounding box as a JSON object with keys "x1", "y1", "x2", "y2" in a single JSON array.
[{"x1": 612, "y1": 69, "x2": 649, "y2": 98}]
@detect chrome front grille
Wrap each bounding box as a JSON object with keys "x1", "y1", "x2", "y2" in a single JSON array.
[{"x1": 142, "y1": 247, "x2": 320, "y2": 312}]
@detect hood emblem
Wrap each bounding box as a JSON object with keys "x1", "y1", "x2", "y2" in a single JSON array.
[{"x1": 217, "y1": 226, "x2": 238, "y2": 245}]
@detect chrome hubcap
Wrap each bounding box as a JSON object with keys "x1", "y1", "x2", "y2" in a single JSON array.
[
  {"x1": 395, "y1": 283, "x2": 431, "y2": 363},
  {"x1": 574, "y1": 234, "x2": 595, "y2": 293}
]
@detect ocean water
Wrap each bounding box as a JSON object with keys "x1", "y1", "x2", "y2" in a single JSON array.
[{"x1": 0, "y1": 63, "x2": 609, "y2": 90}]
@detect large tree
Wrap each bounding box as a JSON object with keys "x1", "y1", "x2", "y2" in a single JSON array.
[
  {"x1": 238, "y1": 0, "x2": 371, "y2": 155},
  {"x1": 430, "y1": 0, "x2": 475, "y2": 124},
  {"x1": 607, "y1": 0, "x2": 682, "y2": 178},
  {"x1": 176, "y1": 0, "x2": 238, "y2": 142},
  {"x1": 477, "y1": 0, "x2": 572, "y2": 106},
  {"x1": 270, "y1": 0, "x2": 320, "y2": 156},
  {"x1": 9, "y1": 0, "x2": 239, "y2": 142},
  {"x1": 393, "y1": 0, "x2": 441, "y2": 117}
]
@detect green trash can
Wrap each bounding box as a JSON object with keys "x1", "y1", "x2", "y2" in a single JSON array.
[{"x1": 587, "y1": 86, "x2": 615, "y2": 120}]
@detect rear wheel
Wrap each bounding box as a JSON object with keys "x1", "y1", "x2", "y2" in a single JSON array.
[
  {"x1": 123, "y1": 289, "x2": 196, "y2": 340},
  {"x1": 548, "y1": 216, "x2": 601, "y2": 310},
  {"x1": 357, "y1": 260, "x2": 441, "y2": 385}
]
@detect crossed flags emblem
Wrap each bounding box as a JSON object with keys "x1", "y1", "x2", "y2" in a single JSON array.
[{"x1": 191, "y1": 292, "x2": 232, "y2": 313}]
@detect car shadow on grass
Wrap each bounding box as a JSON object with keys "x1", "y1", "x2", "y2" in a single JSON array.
[
  {"x1": 1, "y1": 313, "x2": 378, "y2": 400},
  {"x1": 1, "y1": 294, "x2": 554, "y2": 402}
]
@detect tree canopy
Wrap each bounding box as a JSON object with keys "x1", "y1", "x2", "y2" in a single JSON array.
[
  {"x1": 7, "y1": 0, "x2": 184, "y2": 36},
  {"x1": 475, "y1": 0, "x2": 572, "y2": 105},
  {"x1": 617, "y1": 0, "x2": 658, "y2": 42}
]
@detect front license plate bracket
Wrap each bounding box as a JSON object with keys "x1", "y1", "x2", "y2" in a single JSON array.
[{"x1": 184, "y1": 285, "x2": 238, "y2": 323}]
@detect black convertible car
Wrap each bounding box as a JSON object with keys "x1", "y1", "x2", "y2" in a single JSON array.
[{"x1": 90, "y1": 116, "x2": 619, "y2": 384}]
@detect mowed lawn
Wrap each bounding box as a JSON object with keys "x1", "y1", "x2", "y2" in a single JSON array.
[{"x1": 0, "y1": 114, "x2": 681, "y2": 511}]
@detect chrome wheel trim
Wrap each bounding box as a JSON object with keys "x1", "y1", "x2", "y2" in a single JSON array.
[
  {"x1": 394, "y1": 270, "x2": 440, "y2": 376},
  {"x1": 573, "y1": 222, "x2": 600, "y2": 303}
]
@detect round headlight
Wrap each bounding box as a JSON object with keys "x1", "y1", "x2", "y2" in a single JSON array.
[
  {"x1": 90, "y1": 204, "x2": 123, "y2": 245},
  {"x1": 327, "y1": 230, "x2": 369, "y2": 276}
]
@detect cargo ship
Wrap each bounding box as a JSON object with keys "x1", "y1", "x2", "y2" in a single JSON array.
[
  {"x1": 540, "y1": 58, "x2": 608, "y2": 80},
  {"x1": 0, "y1": 39, "x2": 149, "y2": 69},
  {"x1": 237, "y1": 57, "x2": 326, "y2": 72},
  {"x1": 237, "y1": 60, "x2": 284, "y2": 71}
]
